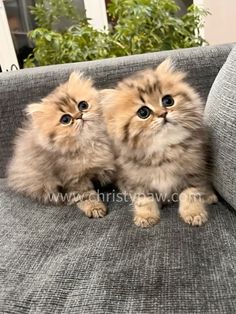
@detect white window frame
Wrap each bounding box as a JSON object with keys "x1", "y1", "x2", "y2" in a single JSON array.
[
  {"x1": 193, "y1": 0, "x2": 205, "y2": 39},
  {"x1": 0, "y1": 0, "x2": 108, "y2": 72},
  {"x1": 0, "y1": 0, "x2": 19, "y2": 72},
  {"x1": 84, "y1": 0, "x2": 108, "y2": 31}
]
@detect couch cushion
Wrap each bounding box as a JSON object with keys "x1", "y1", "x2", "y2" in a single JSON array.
[
  {"x1": 0, "y1": 179, "x2": 236, "y2": 313},
  {"x1": 204, "y1": 46, "x2": 236, "y2": 209},
  {"x1": 0, "y1": 44, "x2": 233, "y2": 178}
]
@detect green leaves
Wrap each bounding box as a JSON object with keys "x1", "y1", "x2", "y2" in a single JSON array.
[
  {"x1": 24, "y1": 0, "x2": 209, "y2": 68},
  {"x1": 30, "y1": 0, "x2": 82, "y2": 29}
]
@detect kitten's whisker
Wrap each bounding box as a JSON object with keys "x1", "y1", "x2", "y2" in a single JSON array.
[
  {"x1": 150, "y1": 122, "x2": 162, "y2": 130},
  {"x1": 182, "y1": 121, "x2": 201, "y2": 130},
  {"x1": 75, "y1": 123, "x2": 82, "y2": 131}
]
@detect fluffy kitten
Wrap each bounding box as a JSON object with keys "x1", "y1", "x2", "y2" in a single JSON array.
[
  {"x1": 7, "y1": 72, "x2": 115, "y2": 218},
  {"x1": 102, "y1": 59, "x2": 217, "y2": 228}
]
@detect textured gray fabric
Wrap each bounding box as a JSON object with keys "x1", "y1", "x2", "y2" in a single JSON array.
[
  {"x1": 1, "y1": 45, "x2": 236, "y2": 313},
  {"x1": 204, "y1": 46, "x2": 236, "y2": 209},
  {"x1": 0, "y1": 178, "x2": 236, "y2": 313},
  {"x1": 0, "y1": 43, "x2": 234, "y2": 178}
]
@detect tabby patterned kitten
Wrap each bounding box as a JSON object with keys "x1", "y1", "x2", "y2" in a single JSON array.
[
  {"x1": 7, "y1": 72, "x2": 115, "y2": 218},
  {"x1": 102, "y1": 59, "x2": 217, "y2": 228}
]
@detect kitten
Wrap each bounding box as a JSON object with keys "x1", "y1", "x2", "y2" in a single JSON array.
[
  {"x1": 102, "y1": 59, "x2": 217, "y2": 228},
  {"x1": 7, "y1": 72, "x2": 115, "y2": 218}
]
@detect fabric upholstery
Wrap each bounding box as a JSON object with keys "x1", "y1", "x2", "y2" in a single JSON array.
[
  {"x1": 1, "y1": 45, "x2": 236, "y2": 313},
  {"x1": 0, "y1": 178, "x2": 236, "y2": 313},
  {"x1": 204, "y1": 46, "x2": 236, "y2": 209},
  {"x1": 0, "y1": 43, "x2": 234, "y2": 178}
]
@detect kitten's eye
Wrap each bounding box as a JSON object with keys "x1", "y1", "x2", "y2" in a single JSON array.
[
  {"x1": 137, "y1": 106, "x2": 152, "y2": 119},
  {"x1": 162, "y1": 95, "x2": 174, "y2": 107},
  {"x1": 60, "y1": 114, "x2": 72, "y2": 125},
  {"x1": 78, "y1": 101, "x2": 89, "y2": 111}
]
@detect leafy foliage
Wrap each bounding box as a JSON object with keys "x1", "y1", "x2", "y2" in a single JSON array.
[
  {"x1": 24, "y1": 0, "x2": 209, "y2": 67},
  {"x1": 30, "y1": 0, "x2": 82, "y2": 29}
]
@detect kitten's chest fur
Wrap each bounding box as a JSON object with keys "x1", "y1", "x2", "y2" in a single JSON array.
[
  {"x1": 118, "y1": 138, "x2": 204, "y2": 196},
  {"x1": 56, "y1": 139, "x2": 114, "y2": 181}
]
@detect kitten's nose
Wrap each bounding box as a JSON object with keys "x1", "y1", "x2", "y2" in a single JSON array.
[
  {"x1": 158, "y1": 111, "x2": 167, "y2": 119},
  {"x1": 75, "y1": 113, "x2": 83, "y2": 120}
]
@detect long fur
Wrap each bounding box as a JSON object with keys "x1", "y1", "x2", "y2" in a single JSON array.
[
  {"x1": 7, "y1": 72, "x2": 115, "y2": 218},
  {"x1": 102, "y1": 59, "x2": 217, "y2": 227}
]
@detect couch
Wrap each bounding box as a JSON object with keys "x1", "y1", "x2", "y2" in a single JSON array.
[{"x1": 0, "y1": 43, "x2": 235, "y2": 313}]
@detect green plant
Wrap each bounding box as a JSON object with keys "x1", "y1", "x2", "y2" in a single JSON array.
[
  {"x1": 30, "y1": 0, "x2": 82, "y2": 29},
  {"x1": 24, "y1": 0, "x2": 209, "y2": 67}
]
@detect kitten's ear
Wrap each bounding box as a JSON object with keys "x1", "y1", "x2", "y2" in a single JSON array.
[
  {"x1": 68, "y1": 71, "x2": 93, "y2": 86},
  {"x1": 155, "y1": 58, "x2": 174, "y2": 74},
  {"x1": 68, "y1": 71, "x2": 94, "y2": 93},
  {"x1": 68, "y1": 71, "x2": 84, "y2": 84},
  {"x1": 155, "y1": 58, "x2": 186, "y2": 80},
  {"x1": 100, "y1": 89, "x2": 115, "y2": 98},
  {"x1": 99, "y1": 89, "x2": 116, "y2": 106},
  {"x1": 25, "y1": 102, "x2": 45, "y2": 116}
]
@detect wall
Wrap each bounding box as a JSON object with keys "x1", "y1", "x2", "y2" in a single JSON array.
[{"x1": 194, "y1": 0, "x2": 236, "y2": 45}]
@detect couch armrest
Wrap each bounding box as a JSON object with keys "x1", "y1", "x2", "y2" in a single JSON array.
[{"x1": 0, "y1": 43, "x2": 234, "y2": 178}]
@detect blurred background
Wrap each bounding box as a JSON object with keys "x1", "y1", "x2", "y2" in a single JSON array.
[{"x1": 0, "y1": 0, "x2": 235, "y2": 72}]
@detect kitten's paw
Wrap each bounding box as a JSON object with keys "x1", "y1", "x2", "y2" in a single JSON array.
[
  {"x1": 182, "y1": 212, "x2": 208, "y2": 226},
  {"x1": 88, "y1": 206, "x2": 107, "y2": 218},
  {"x1": 78, "y1": 200, "x2": 107, "y2": 218},
  {"x1": 134, "y1": 215, "x2": 160, "y2": 228},
  {"x1": 205, "y1": 193, "x2": 218, "y2": 205},
  {"x1": 179, "y1": 204, "x2": 208, "y2": 226},
  {"x1": 133, "y1": 196, "x2": 160, "y2": 228}
]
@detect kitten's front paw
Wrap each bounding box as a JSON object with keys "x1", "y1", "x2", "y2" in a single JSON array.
[
  {"x1": 205, "y1": 193, "x2": 218, "y2": 205},
  {"x1": 88, "y1": 205, "x2": 107, "y2": 218},
  {"x1": 179, "y1": 203, "x2": 208, "y2": 226},
  {"x1": 133, "y1": 196, "x2": 160, "y2": 228},
  {"x1": 78, "y1": 200, "x2": 107, "y2": 218},
  {"x1": 134, "y1": 215, "x2": 160, "y2": 228}
]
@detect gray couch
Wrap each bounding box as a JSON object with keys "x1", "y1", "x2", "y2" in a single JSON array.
[{"x1": 0, "y1": 44, "x2": 236, "y2": 313}]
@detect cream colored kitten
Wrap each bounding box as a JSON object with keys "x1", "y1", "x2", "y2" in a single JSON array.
[
  {"x1": 7, "y1": 72, "x2": 115, "y2": 218},
  {"x1": 102, "y1": 59, "x2": 217, "y2": 228}
]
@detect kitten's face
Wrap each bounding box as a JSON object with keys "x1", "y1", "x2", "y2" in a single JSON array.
[
  {"x1": 103, "y1": 59, "x2": 203, "y2": 151},
  {"x1": 26, "y1": 72, "x2": 100, "y2": 153}
]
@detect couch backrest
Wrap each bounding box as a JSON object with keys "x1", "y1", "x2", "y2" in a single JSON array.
[
  {"x1": 0, "y1": 44, "x2": 233, "y2": 178},
  {"x1": 204, "y1": 45, "x2": 236, "y2": 209}
]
